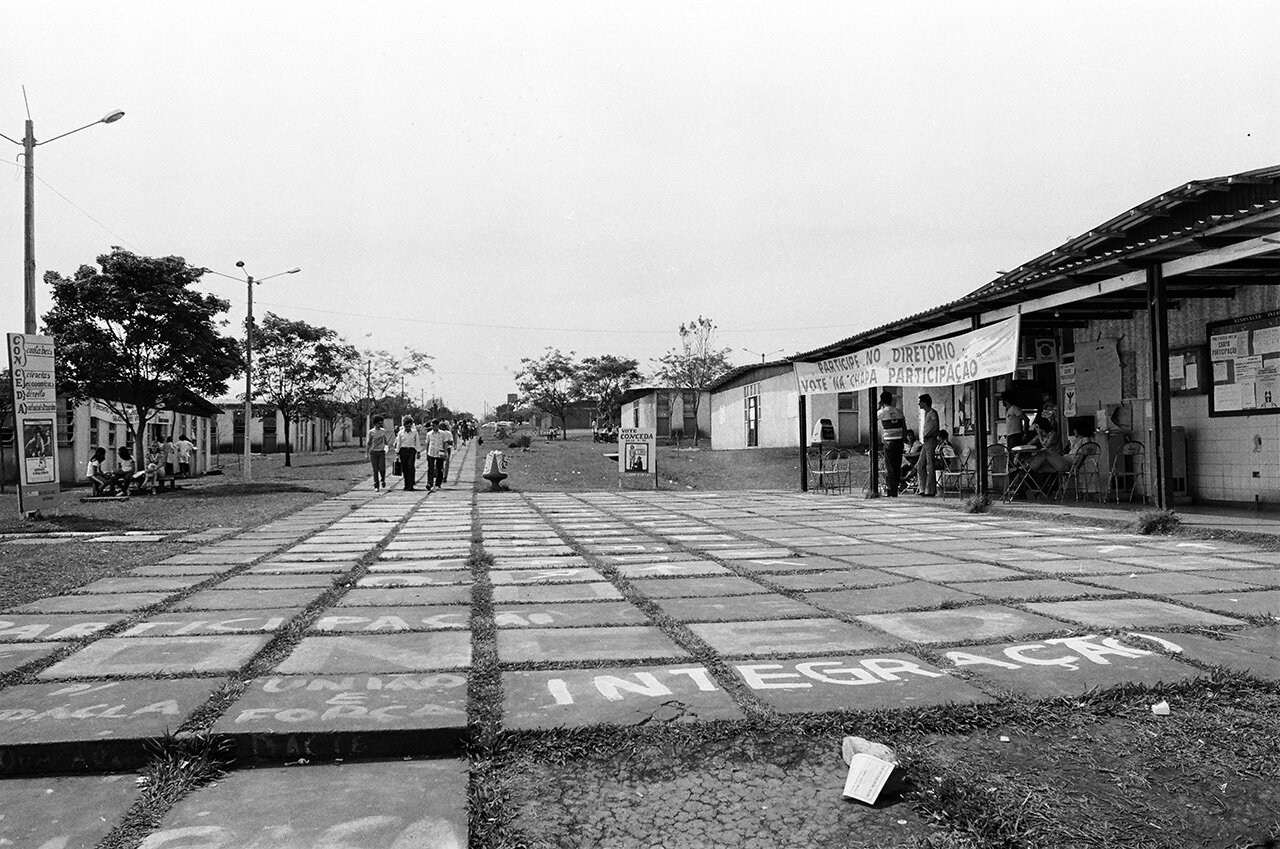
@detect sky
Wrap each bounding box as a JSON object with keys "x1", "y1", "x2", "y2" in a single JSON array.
[{"x1": 3, "y1": 2, "x2": 1279, "y2": 416}]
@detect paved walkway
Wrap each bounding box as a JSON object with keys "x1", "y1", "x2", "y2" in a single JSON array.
[{"x1": 2, "y1": 447, "x2": 1279, "y2": 847}]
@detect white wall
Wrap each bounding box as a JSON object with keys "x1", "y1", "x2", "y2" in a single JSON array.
[{"x1": 712, "y1": 372, "x2": 799, "y2": 449}]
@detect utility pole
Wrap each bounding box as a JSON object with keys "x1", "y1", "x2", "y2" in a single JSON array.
[{"x1": 364, "y1": 358, "x2": 372, "y2": 447}]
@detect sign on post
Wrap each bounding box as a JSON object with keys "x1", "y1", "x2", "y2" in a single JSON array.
[
  {"x1": 617, "y1": 428, "x2": 657, "y2": 489},
  {"x1": 7, "y1": 334, "x2": 61, "y2": 514}
]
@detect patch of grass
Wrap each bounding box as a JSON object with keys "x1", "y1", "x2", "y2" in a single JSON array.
[
  {"x1": 961, "y1": 494, "x2": 991, "y2": 514},
  {"x1": 507, "y1": 434, "x2": 532, "y2": 449},
  {"x1": 1133, "y1": 507, "x2": 1181, "y2": 535}
]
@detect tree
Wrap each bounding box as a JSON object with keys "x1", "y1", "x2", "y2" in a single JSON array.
[
  {"x1": 575, "y1": 354, "x2": 641, "y2": 428},
  {"x1": 251, "y1": 313, "x2": 357, "y2": 466},
  {"x1": 654, "y1": 316, "x2": 733, "y2": 446},
  {"x1": 331, "y1": 347, "x2": 433, "y2": 444},
  {"x1": 514, "y1": 348, "x2": 578, "y2": 438},
  {"x1": 42, "y1": 249, "x2": 241, "y2": 458}
]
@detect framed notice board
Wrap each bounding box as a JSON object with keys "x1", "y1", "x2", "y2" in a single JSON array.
[
  {"x1": 1168, "y1": 345, "x2": 1208, "y2": 396},
  {"x1": 1208, "y1": 308, "x2": 1280, "y2": 416}
]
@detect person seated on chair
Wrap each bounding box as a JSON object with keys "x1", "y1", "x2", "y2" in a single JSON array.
[
  {"x1": 1026, "y1": 419, "x2": 1072, "y2": 493},
  {"x1": 935, "y1": 430, "x2": 957, "y2": 461},
  {"x1": 900, "y1": 430, "x2": 922, "y2": 490},
  {"x1": 111, "y1": 446, "x2": 138, "y2": 497},
  {"x1": 86, "y1": 447, "x2": 111, "y2": 495}
]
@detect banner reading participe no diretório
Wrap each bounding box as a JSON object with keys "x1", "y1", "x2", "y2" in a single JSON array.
[
  {"x1": 7, "y1": 333, "x2": 61, "y2": 514},
  {"x1": 793, "y1": 316, "x2": 1021, "y2": 395}
]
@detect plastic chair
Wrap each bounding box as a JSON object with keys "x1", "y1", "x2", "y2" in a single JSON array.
[
  {"x1": 829, "y1": 448, "x2": 854, "y2": 494},
  {"x1": 1108, "y1": 440, "x2": 1148, "y2": 504},
  {"x1": 939, "y1": 447, "x2": 975, "y2": 498},
  {"x1": 1059, "y1": 441, "x2": 1101, "y2": 502},
  {"x1": 807, "y1": 447, "x2": 844, "y2": 494}
]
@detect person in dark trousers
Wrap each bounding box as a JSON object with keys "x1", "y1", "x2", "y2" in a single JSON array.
[
  {"x1": 367, "y1": 416, "x2": 389, "y2": 489},
  {"x1": 916, "y1": 393, "x2": 940, "y2": 496},
  {"x1": 877, "y1": 390, "x2": 906, "y2": 497},
  {"x1": 392, "y1": 416, "x2": 421, "y2": 491}
]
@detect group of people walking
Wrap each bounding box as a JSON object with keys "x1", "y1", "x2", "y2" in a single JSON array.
[{"x1": 366, "y1": 416, "x2": 457, "y2": 491}]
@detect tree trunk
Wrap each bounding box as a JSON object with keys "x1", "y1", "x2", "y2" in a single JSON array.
[{"x1": 283, "y1": 414, "x2": 293, "y2": 466}]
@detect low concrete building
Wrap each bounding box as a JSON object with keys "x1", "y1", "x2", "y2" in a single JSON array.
[
  {"x1": 618, "y1": 387, "x2": 712, "y2": 442},
  {"x1": 709, "y1": 362, "x2": 868, "y2": 450},
  {"x1": 214, "y1": 402, "x2": 355, "y2": 456},
  {"x1": 62, "y1": 389, "x2": 219, "y2": 484}
]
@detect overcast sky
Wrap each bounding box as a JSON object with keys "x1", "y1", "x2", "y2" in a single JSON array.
[{"x1": 3, "y1": 2, "x2": 1278, "y2": 415}]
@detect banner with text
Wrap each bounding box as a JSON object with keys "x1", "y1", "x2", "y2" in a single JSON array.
[
  {"x1": 7, "y1": 333, "x2": 61, "y2": 514},
  {"x1": 794, "y1": 316, "x2": 1021, "y2": 395}
]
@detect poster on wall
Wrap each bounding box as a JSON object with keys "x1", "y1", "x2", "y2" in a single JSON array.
[
  {"x1": 1208, "y1": 309, "x2": 1280, "y2": 416},
  {"x1": 7, "y1": 333, "x2": 62, "y2": 514}
]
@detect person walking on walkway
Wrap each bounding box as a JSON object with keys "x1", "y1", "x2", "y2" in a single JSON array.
[
  {"x1": 393, "y1": 416, "x2": 421, "y2": 491},
  {"x1": 424, "y1": 419, "x2": 450, "y2": 490},
  {"x1": 877, "y1": 390, "x2": 906, "y2": 497},
  {"x1": 367, "y1": 415, "x2": 389, "y2": 489},
  {"x1": 916, "y1": 393, "x2": 940, "y2": 497}
]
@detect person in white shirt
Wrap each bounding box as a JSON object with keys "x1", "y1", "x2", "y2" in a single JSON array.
[
  {"x1": 392, "y1": 416, "x2": 421, "y2": 491},
  {"x1": 176, "y1": 433, "x2": 195, "y2": 477},
  {"x1": 367, "y1": 416, "x2": 389, "y2": 489},
  {"x1": 424, "y1": 420, "x2": 451, "y2": 490}
]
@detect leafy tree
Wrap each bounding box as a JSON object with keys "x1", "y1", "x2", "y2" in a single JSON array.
[
  {"x1": 654, "y1": 316, "x2": 732, "y2": 446},
  {"x1": 251, "y1": 313, "x2": 357, "y2": 466},
  {"x1": 331, "y1": 347, "x2": 433, "y2": 443},
  {"x1": 575, "y1": 354, "x2": 641, "y2": 428},
  {"x1": 42, "y1": 249, "x2": 240, "y2": 458},
  {"x1": 514, "y1": 348, "x2": 579, "y2": 438}
]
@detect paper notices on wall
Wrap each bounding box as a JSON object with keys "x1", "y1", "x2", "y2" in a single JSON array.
[{"x1": 1210, "y1": 333, "x2": 1244, "y2": 361}]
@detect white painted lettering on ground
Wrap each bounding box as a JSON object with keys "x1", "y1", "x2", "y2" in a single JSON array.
[{"x1": 944, "y1": 634, "x2": 1173, "y2": 672}]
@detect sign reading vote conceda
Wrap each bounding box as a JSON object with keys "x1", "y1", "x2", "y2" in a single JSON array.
[
  {"x1": 794, "y1": 316, "x2": 1021, "y2": 395},
  {"x1": 7, "y1": 333, "x2": 61, "y2": 514}
]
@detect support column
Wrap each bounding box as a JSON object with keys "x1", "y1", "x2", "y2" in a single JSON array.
[
  {"x1": 1147, "y1": 264, "x2": 1174, "y2": 509},
  {"x1": 866, "y1": 387, "x2": 880, "y2": 498},
  {"x1": 798, "y1": 394, "x2": 808, "y2": 492},
  {"x1": 972, "y1": 317, "x2": 989, "y2": 498}
]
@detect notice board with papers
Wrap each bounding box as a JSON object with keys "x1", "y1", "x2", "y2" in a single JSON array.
[{"x1": 1208, "y1": 308, "x2": 1280, "y2": 416}]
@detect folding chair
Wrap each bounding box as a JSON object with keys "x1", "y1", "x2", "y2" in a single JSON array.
[
  {"x1": 987, "y1": 444, "x2": 1009, "y2": 498},
  {"x1": 1059, "y1": 441, "x2": 1101, "y2": 502},
  {"x1": 1107, "y1": 440, "x2": 1148, "y2": 504},
  {"x1": 939, "y1": 447, "x2": 975, "y2": 498}
]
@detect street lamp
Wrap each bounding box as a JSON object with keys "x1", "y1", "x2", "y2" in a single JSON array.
[
  {"x1": 742, "y1": 348, "x2": 783, "y2": 364},
  {"x1": 1, "y1": 105, "x2": 126, "y2": 334},
  {"x1": 201, "y1": 262, "x2": 300, "y2": 481}
]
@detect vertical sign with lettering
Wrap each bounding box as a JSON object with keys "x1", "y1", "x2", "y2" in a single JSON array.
[
  {"x1": 7, "y1": 334, "x2": 60, "y2": 514},
  {"x1": 617, "y1": 428, "x2": 657, "y2": 489}
]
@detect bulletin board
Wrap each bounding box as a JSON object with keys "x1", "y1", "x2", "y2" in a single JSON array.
[
  {"x1": 1207, "y1": 308, "x2": 1280, "y2": 416},
  {"x1": 1167, "y1": 345, "x2": 1208, "y2": 396}
]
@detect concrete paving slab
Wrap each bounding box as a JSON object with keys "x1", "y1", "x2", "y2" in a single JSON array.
[
  {"x1": 715, "y1": 548, "x2": 797, "y2": 560},
  {"x1": 491, "y1": 582, "x2": 624, "y2": 603},
  {"x1": 730, "y1": 653, "x2": 991, "y2": 714},
  {"x1": 857, "y1": 605, "x2": 1068, "y2": 644},
  {"x1": 502, "y1": 664, "x2": 742, "y2": 729},
  {"x1": 1013, "y1": 558, "x2": 1148, "y2": 576},
  {"x1": 0, "y1": 678, "x2": 226, "y2": 774},
  {"x1": 1113, "y1": 554, "x2": 1256, "y2": 572},
  {"x1": 136, "y1": 760, "x2": 467, "y2": 848},
  {"x1": 885, "y1": 562, "x2": 1027, "y2": 583},
  {"x1": 312, "y1": 606, "x2": 470, "y2": 632},
  {"x1": 654, "y1": 594, "x2": 820, "y2": 623},
  {"x1": 497, "y1": 626, "x2": 687, "y2": 663},
  {"x1": 731, "y1": 555, "x2": 865, "y2": 574},
  {"x1": 174, "y1": 588, "x2": 326, "y2": 611},
  {"x1": 1221, "y1": 551, "x2": 1280, "y2": 566},
  {"x1": 7, "y1": 592, "x2": 174, "y2": 614},
  {"x1": 367, "y1": 557, "x2": 473, "y2": 571},
  {"x1": 339, "y1": 586, "x2": 473, "y2": 607},
  {"x1": 1140, "y1": 627, "x2": 1280, "y2": 680},
  {"x1": 763, "y1": 569, "x2": 908, "y2": 592},
  {"x1": 488, "y1": 567, "x2": 607, "y2": 585},
  {"x1": 129, "y1": 562, "x2": 241, "y2": 577},
  {"x1": 247, "y1": 560, "x2": 352, "y2": 574},
  {"x1": 212, "y1": 674, "x2": 468, "y2": 760},
  {"x1": 490, "y1": 556, "x2": 590, "y2": 570},
  {"x1": 72, "y1": 576, "x2": 205, "y2": 595},
  {"x1": 955, "y1": 548, "x2": 1067, "y2": 564},
  {"x1": 1210, "y1": 568, "x2": 1280, "y2": 586},
  {"x1": 493, "y1": 601, "x2": 649, "y2": 628},
  {"x1": 940, "y1": 634, "x2": 1202, "y2": 697},
  {"x1": 1024, "y1": 599, "x2": 1247, "y2": 629},
  {"x1": 629, "y1": 576, "x2": 770, "y2": 598},
  {"x1": 161, "y1": 552, "x2": 260, "y2": 565},
  {"x1": 272, "y1": 550, "x2": 366, "y2": 562},
  {"x1": 1172, "y1": 590, "x2": 1280, "y2": 618},
  {"x1": 687, "y1": 618, "x2": 890, "y2": 656},
  {"x1": 0, "y1": 773, "x2": 139, "y2": 847},
  {"x1": 214, "y1": 573, "x2": 336, "y2": 591},
  {"x1": 806, "y1": 581, "x2": 980, "y2": 616},
  {"x1": 118, "y1": 609, "x2": 299, "y2": 637},
  {"x1": 486, "y1": 545, "x2": 575, "y2": 557},
  {"x1": 0, "y1": 642, "x2": 64, "y2": 674},
  {"x1": 275, "y1": 632, "x2": 472, "y2": 673},
  {"x1": 835, "y1": 552, "x2": 968, "y2": 570},
  {"x1": 40, "y1": 634, "x2": 270, "y2": 678},
  {"x1": 0, "y1": 612, "x2": 127, "y2": 642},
  {"x1": 356, "y1": 571, "x2": 473, "y2": 587},
  {"x1": 1076, "y1": 572, "x2": 1258, "y2": 595},
  {"x1": 613, "y1": 561, "x2": 733, "y2": 578},
  {"x1": 947, "y1": 578, "x2": 1123, "y2": 601},
  {"x1": 598, "y1": 552, "x2": 698, "y2": 564}
]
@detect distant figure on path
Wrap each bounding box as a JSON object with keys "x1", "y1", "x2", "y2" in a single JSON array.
[
  {"x1": 393, "y1": 416, "x2": 421, "y2": 491},
  {"x1": 916, "y1": 394, "x2": 939, "y2": 497},
  {"x1": 877, "y1": 390, "x2": 906, "y2": 497},
  {"x1": 368, "y1": 415, "x2": 389, "y2": 490}
]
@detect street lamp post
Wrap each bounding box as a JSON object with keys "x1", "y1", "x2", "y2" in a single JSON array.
[
  {"x1": 742, "y1": 348, "x2": 783, "y2": 364},
  {"x1": 200, "y1": 263, "x2": 300, "y2": 482},
  {"x1": 1, "y1": 107, "x2": 125, "y2": 333}
]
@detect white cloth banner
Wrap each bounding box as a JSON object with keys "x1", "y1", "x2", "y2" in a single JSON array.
[{"x1": 794, "y1": 316, "x2": 1021, "y2": 395}]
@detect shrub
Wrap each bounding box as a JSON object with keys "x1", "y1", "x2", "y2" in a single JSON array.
[
  {"x1": 508, "y1": 434, "x2": 532, "y2": 449},
  {"x1": 961, "y1": 494, "x2": 991, "y2": 513},
  {"x1": 1133, "y1": 508, "x2": 1180, "y2": 535}
]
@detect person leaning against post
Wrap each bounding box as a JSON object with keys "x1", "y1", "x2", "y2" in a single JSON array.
[
  {"x1": 367, "y1": 415, "x2": 389, "y2": 490},
  {"x1": 877, "y1": 390, "x2": 906, "y2": 497},
  {"x1": 392, "y1": 416, "x2": 421, "y2": 491},
  {"x1": 916, "y1": 393, "x2": 940, "y2": 497}
]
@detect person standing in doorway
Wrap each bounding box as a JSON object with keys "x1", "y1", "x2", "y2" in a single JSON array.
[
  {"x1": 393, "y1": 416, "x2": 421, "y2": 491},
  {"x1": 877, "y1": 390, "x2": 906, "y2": 497},
  {"x1": 1001, "y1": 391, "x2": 1028, "y2": 448},
  {"x1": 176, "y1": 432, "x2": 195, "y2": 478},
  {"x1": 367, "y1": 416, "x2": 389, "y2": 490},
  {"x1": 916, "y1": 393, "x2": 940, "y2": 497}
]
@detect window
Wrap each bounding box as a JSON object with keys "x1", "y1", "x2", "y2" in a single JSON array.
[
  {"x1": 656, "y1": 393, "x2": 671, "y2": 437},
  {"x1": 837, "y1": 392, "x2": 857, "y2": 412},
  {"x1": 682, "y1": 390, "x2": 698, "y2": 438},
  {"x1": 90, "y1": 417, "x2": 100, "y2": 449},
  {"x1": 632, "y1": 403, "x2": 639, "y2": 428}
]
